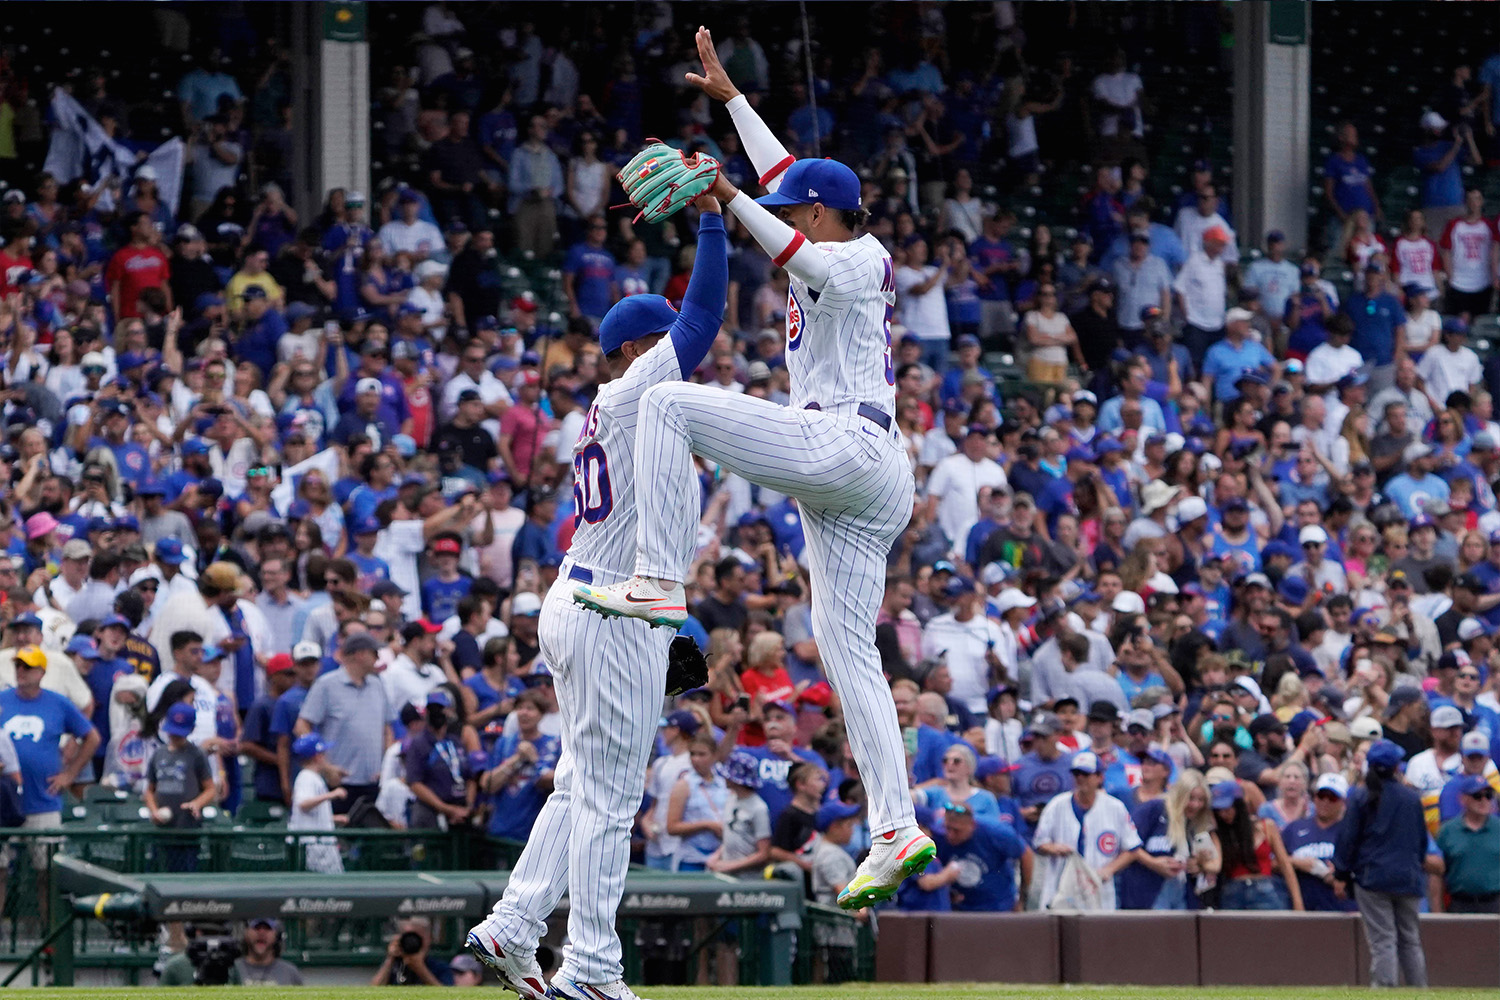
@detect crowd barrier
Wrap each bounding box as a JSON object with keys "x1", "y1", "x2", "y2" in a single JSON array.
[{"x1": 875, "y1": 911, "x2": 1500, "y2": 987}]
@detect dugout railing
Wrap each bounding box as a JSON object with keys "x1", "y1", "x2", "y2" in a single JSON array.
[{"x1": 1, "y1": 836, "x2": 871, "y2": 987}]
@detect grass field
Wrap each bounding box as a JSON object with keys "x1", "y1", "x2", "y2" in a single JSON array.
[{"x1": 29, "y1": 986, "x2": 1500, "y2": 1000}]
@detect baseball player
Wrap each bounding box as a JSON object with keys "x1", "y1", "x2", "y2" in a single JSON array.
[
  {"x1": 465, "y1": 193, "x2": 727, "y2": 1000},
  {"x1": 573, "y1": 27, "x2": 934, "y2": 909}
]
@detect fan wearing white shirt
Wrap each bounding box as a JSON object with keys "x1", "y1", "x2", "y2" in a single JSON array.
[
  {"x1": 925, "y1": 426, "x2": 1008, "y2": 556},
  {"x1": 1174, "y1": 184, "x2": 1240, "y2": 264},
  {"x1": 1416, "y1": 317, "x2": 1483, "y2": 410},
  {"x1": 1401, "y1": 285, "x2": 1443, "y2": 355},
  {"x1": 1303, "y1": 316, "x2": 1365, "y2": 391},
  {"x1": 378, "y1": 193, "x2": 444, "y2": 260}
]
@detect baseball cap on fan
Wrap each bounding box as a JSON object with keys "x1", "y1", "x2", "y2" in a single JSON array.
[{"x1": 755, "y1": 160, "x2": 862, "y2": 211}]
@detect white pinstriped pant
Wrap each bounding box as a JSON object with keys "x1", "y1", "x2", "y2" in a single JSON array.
[
  {"x1": 488, "y1": 572, "x2": 673, "y2": 984},
  {"x1": 633, "y1": 381, "x2": 918, "y2": 836}
]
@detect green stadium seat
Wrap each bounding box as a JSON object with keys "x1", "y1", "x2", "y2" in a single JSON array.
[{"x1": 237, "y1": 800, "x2": 289, "y2": 826}]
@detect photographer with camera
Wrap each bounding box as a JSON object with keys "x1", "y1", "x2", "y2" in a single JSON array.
[
  {"x1": 157, "y1": 923, "x2": 240, "y2": 986},
  {"x1": 229, "y1": 918, "x2": 302, "y2": 985},
  {"x1": 371, "y1": 916, "x2": 453, "y2": 986}
]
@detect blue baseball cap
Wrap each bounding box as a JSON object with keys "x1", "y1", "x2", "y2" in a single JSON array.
[
  {"x1": 663, "y1": 709, "x2": 700, "y2": 735},
  {"x1": 98, "y1": 614, "x2": 131, "y2": 631},
  {"x1": 291, "y1": 734, "x2": 328, "y2": 758},
  {"x1": 975, "y1": 755, "x2": 1018, "y2": 780},
  {"x1": 163, "y1": 702, "x2": 196, "y2": 738},
  {"x1": 1210, "y1": 780, "x2": 1242, "y2": 810},
  {"x1": 352, "y1": 515, "x2": 382, "y2": 535},
  {"x1": 814, "y1": 799, "x2": 862, "y2": 832},
  {"x1": 154, "y1": 538, "x2": 186, "y2": 564},
  {"x1": 1366, "y1": 739, "x2": 1404, "y2": 769},
  {"x1": 137, "y1": 479, "x2": 166, "y2": 497},
  {"x1": 754, "y1": 159, "x2": 861, "y2": 211},
  {"x1": 115, "y1": 515, "x2": 140, "y2": 533},
  {"x1": 65, "y1": 635, "x2": 102, "y2": 659},
  {"x1": 1458, "y1": 774, "x2": 1493, "y2": 796},
  {"x1": 7, "y1": 613, "x2": 42, "y2": 629},
  {"x1": 598, "y1": 294, "x2": 678, "y2": 356},
  {"x1": 182, "y1": 438, "x2": 212, "y2": 457}
]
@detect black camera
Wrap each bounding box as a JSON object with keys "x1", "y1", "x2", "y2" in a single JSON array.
[
  {"x1": 186, "y1": 934, "x2": 241, "y2": 985},
  {"x1": 399, "y1": 930, "x2": 425, "y2": 956},
  {"x1": 734, "y1": 695, "x2": 751, "y2": 712}
]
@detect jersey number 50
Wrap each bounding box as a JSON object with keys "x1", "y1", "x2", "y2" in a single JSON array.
[{"x1": 573, "y1": 442, "x2": 613, "y2": 526}]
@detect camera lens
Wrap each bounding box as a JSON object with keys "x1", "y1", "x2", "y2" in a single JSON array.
[{"x1": 399, "y1": 931, "x2": 424, "y2": 955}]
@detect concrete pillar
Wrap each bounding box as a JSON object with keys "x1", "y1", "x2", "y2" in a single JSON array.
[
  {"x1": 289, "y1": 2, "x2": 370, "y2": 222},
  {"x1": 1232, "y1": 1, "x2": 1312, "y2": 253}
]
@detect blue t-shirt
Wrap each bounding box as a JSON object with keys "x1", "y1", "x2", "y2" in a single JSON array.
[
  {"x1": 1413, "y1": 141, "x2": 1463, "y2": 209},
  {"x1": 1202, "y1": 339, "x2": 1275, "y2": 402},
  {"x1": 922, "y1": 786, "x2": 1002, "y2": 827},
  {"x1": 422, "y1": 575, "x2": 472, "y2": 624},
  {"x1": 911, "y1": 725, "x2": 957, "y2": 784},
  {"x1": 88, "y1": 438, "x2": 152, "y2": 487},
  {"x1": 238, "y1": 309, "x2": 287, "y2": 379},
  {"x1": 895, "y1": 856, "x2": 953, "y2": 912},
  {"x1": 1323, "y1": 151, "x2": 1376, "y2": 215},
  {"x1": 1283, "y1": 815, "x2": 1355, "y2": 912},
  {"x1": 563, "y1": 243, "x2": 617, "y2": 319},
  {"x1": 85, "y1": 657, "x2": 133, "y2": 751},
  {"x1": 744, "y1": 746, "x2": 823, "y2": 826},
  {"x1": 269, "y1": 685, "x2": 310, "y2": 738},
  {"x1": 241, "y1": 693, "x2": 283, "y2": 801},
  {"x1": 1117, "y1": 797, "x2": 1173, "y2": 909},
  {"x1": 486, "y1": 732, "x2": 561, "y2": 840},
  {"x1": 1346, "y1": 291, "x2": 1404, "y2": 367},
  {"x1": 1013, "y1": 752, "x2": 1075, "y2": 811},
  {"x1": 934, "y1": 818, "x2": 1027, "y2": 911},
  {"x1": 348, "y1": 552, "x2": 391, "y2": 593},
  {"x1": 1, "y1": 688, "x2": 94, "y2": 815}
]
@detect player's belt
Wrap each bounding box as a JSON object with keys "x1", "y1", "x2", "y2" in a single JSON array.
[
  {"x1": 566, "y1": 564, "x2": 593, "y2": 584},
  {"x1": 803, "y1": 401, "x2": 892, "y2": 432}
]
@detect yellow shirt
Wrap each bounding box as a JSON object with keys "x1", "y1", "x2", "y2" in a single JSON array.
[{"x1": 225, "y1": 271, "x2": 285, "y2": 316}]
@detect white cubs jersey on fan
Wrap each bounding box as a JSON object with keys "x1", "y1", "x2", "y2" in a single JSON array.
[
  {"x1": 567, "y1": 339, "x2": 683, "y2": 577},
  {"x1": 1033, "y1": 789, "x2": 1142, "y2": 909},
  {"x1": 784, "y1": 234, "x2": 898, "y2": 412}
]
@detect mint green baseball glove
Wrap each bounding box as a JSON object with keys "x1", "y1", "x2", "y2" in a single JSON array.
[{"x1": 619, "y1": 142, "x2": 720, "y2": 224}]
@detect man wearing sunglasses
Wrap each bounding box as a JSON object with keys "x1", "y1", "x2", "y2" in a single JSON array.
[
  {"x1": 1282, "y1": 773, "x2": 1357, "y2": 912},
  {"x1": 1436, "y1": 774, "x2": 1500, "y2": 914}
]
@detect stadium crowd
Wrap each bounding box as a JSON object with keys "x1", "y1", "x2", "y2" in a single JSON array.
[{"x1": 0, "y1": 7, "x2": 1498, "y2": 989}]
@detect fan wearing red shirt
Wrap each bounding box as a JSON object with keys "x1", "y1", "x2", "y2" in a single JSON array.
[
  {"x1": 739, "y1": 631, "x2": 801, "y2": 746},
  {"x1": 1439, "y1": 188, "x2": 1498, "y2": 319},
  {"x1": 1392, "y1": 210, "x2": 1443, "y2": 295},
  {"x1": 105, "y1": 211, "x2": 173, "y2": 321},
  {"x1": 0, "y1": 220, "x2": 34, "y2": 296}
]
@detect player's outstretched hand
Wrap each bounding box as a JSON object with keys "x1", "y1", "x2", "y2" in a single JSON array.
[
  {"x1": 684, "y1": 26, "x2": 740, "y2": 104},
  {"x1": 693, "y1": 192, "x2": 721, "y2": 215}
]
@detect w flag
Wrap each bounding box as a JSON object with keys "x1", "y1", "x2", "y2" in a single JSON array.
[{"x1": 43, "y1": 88, "x2": 185, "y2": 216}]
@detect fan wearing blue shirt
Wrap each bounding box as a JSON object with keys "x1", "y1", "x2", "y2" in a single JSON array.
[
  {"x1": 421, "y1": 534, "x2": 473, "y2": 624},
  {"x1": 1323, "y1": 123, "x2": 1380, "y2": 221},
  {"x1": 1283, "y1": 772, "x2": 1357, "y2": 912},
  {"x1": 1, "y1": 648, "x2": 99, "y2": 819},
  {"x1": 933, "y1": 802, "x2": 1030, "y2": 911},
  {"x1": 1202, "y1": 308, "x2": 1275, "y2": 402},
  {"x1": 1345, "y1": 267, "x2": 1406, "y2": 369},
  {"x1": 563, "y1": 220, "x2": 618, "y2": 321},
  {"x1": 483, "y1": 691, "x2": 561, "y2": 841}
]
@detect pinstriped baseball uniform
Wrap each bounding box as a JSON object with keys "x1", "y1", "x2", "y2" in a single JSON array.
[
  {"x1": 482, "y1": 215, "x2": 728, "y2": 986},
  {"x1": 631, "y1": 226, "x2": 919, "y2": 839}
]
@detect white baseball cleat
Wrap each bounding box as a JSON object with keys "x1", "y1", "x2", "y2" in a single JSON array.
[
  {"x1": 836, "y1": 825, "x2": 937, "y2": 910},
  {"x1": 547, "y1": 976, "x2": 654, "y2": 1000},
  {"x1": 571, "y1": 576, "x2": 688, "y2": 629},
  {"x1": 465, "y1": 918, "x2": 547, "y2": 1000}
]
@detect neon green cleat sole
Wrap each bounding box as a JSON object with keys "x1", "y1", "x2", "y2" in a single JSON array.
[{"x1": 836, "y1": 839, "x2": 936, "y2": 910}]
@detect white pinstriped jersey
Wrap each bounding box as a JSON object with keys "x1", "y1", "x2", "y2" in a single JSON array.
[
  {"x1": 784, "y1": 233, "x2": 899, "y2": 413},
  {"x1": 565, "y1": 338, "x2": 683, "y2": 577}
]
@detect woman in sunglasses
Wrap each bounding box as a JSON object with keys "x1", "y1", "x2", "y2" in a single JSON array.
[{"x1": 916, "y1": 743, "x2": 1002, "y2": 828}]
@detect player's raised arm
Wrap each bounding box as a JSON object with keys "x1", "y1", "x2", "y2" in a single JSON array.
[
  {"x1": 667, "y1": 197, "x2": 729, "y2": 378},
  {"x1": 686, "y1": 26, "x2": 794, "y2": 193}
]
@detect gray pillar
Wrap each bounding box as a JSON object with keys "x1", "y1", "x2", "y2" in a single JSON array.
[
  {"x1": 289, "y1": 1, "x2": 370, "y2": 223},
  {"x1": 1233, "y1": 1, "x2": 1312, "y2": 253}
]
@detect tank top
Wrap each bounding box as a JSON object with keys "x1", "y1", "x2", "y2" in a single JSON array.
[{"x1": 1226, "y1": 825, "x2": 1274, "y2": 879}]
